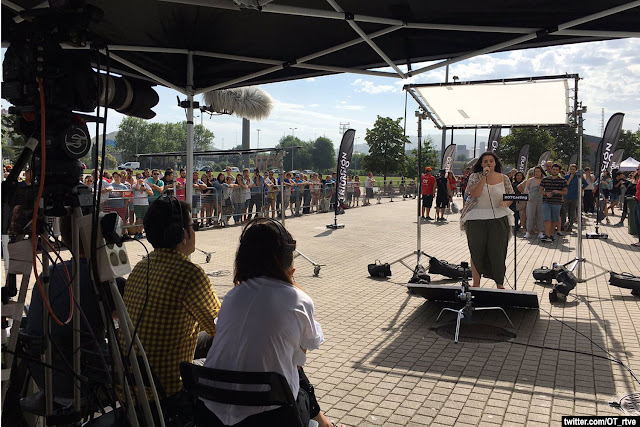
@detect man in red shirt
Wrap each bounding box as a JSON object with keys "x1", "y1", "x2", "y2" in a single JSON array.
[{"x1": 421, "y1": 166, "x2": 436, "y2": 220}]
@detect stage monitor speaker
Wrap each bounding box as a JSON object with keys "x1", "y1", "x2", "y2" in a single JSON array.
[{"x1": 407, "y1": 284, "x2": 539, "y2": 309}]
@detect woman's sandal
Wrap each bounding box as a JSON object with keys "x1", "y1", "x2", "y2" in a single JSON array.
[{"x1": 632, "y1": 242, "x2": 640, "y2": 248}]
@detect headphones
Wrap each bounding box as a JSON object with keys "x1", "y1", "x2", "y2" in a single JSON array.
[
  {"x1": 159, "y1": 194, "x2": 186, "y2": 248},
  {"x1": 240, "y1": 218, "x2": 296, "y2": 254}
]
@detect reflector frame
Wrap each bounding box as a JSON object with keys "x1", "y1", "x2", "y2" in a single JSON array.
[{"x1": 410, "y1": 77, "x2": 573, "y2": 128}]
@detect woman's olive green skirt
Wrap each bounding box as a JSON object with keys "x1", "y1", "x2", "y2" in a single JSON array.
[{"x1": 465, "y1": 216, "x2": 510, "y2": 286}]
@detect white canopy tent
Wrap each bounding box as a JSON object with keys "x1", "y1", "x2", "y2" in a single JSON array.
[{"x1": 619, "y1": 156, "x2": 640, "y2": 171}]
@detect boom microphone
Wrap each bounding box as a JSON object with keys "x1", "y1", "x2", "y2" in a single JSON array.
[{"x1": 203, "y1": 86, "x2": 273, "y2": 120}]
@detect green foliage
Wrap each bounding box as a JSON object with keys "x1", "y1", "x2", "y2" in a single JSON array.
[
  {"x1": 351, "y1": 152, "x2": 366, "y2": 174},
  {"x1": 618, "y1": 128, "x2": 640, "y2": 160},
  {"x1": 500, "y1": 128, "x2": 554, "y2": 170},
  {"x1": 277, "y1": 136, "x2": 312, "y2": 171},
  {"x1": 114, "y1": 117, "x2": 215, "y2": 169},
  {"x1": 311, "y1": 137, "x2": 335, "y2": 171},
  {"x1": 547, "y1": 119, "x2": 590, "y2": 167},
  {"x1": 105, "y1": 154, "x2": 118, "y2": 168},
  {"x1": 363, "y1": 116, "x2": 409, "y2": 179},
  {"x1": 1, "y1": 113, "x2": 25, "y2": 164},
  {"x1": 402, "y1": 136, "x2": 438, "y2": 178}
]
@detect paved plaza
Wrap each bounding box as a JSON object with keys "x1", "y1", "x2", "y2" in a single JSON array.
[
  {"x1": 8, "y1": 195, "x2": 640, "y2": 426},
  {"x1": 157, "y1": 196, "x2": 639, "y2": 426}
]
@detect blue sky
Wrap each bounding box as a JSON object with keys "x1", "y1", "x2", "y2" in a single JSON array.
[{"x1": 3, "y1": 38, "x2": 640, "y2": 153}]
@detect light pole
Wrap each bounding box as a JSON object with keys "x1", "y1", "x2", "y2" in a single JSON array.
[
  {"x1": 289, "y1": 128, "x2": 297, "y2": 171},
  {"x1": 256, "y1": 129, "x2": 261, "y2": 149}
]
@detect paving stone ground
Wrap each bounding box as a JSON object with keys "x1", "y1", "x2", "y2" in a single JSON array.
[{"x1": 7, "y1": 195, "x2": 640, "y2": 426}]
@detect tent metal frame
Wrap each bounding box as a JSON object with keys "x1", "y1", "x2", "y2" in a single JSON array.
[
  {"x1": 403, "y1": 74, "x2": 582, "y2": 286},
  {"x1": 404, "y1": 74, "x2": 580, "y2": 130},
  {"x1": 4, "y1": 0, "x2": 633, "y2": 205},
  {"x1": 2, "y1": 1, "x2": 638, "y2": 425}
]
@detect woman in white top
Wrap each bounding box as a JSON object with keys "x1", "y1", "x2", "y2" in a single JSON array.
[
  {"x1": 202, "y1": 218, "x2": 333, "y2": 427},
  {"x1": 459, "y1": 152, "x2": 514, "y2": 289}
]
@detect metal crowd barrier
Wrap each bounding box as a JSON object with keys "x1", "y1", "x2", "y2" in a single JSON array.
[{"x1": 93, "y1": 178, "x2": 421, "y2": 234}]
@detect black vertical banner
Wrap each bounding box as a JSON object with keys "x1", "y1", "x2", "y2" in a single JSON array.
[
  {"x1": 611, "y1": 148, "x2": 625, "y2": 170},
  {"x1": 336, "y1": 129, "x2": 356, "y2": 212},
  {"x1": 441, "y1": 144, "x2": 457, "y2": 173},
  {"x1": 488, "y1": 126, "x2": 501, "y2": 154},
  {"x1": 569, "y1": 153, "x2": 578, "y2": 166},
  {"x1": 595, "y1": 113, "x2": 624, "y2": 178},
  {"x1": 538, "y1": 150, "x2": 551, "y2": 169},
  {"x1": 517, "y1": 144, "x2": 530, "y2": 173}
]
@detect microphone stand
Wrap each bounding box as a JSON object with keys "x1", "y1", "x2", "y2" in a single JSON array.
[{"x1": 503, "y1": 193, "x2": 529, "y2": 290}]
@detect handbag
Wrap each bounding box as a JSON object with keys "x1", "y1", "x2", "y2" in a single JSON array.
[
  {"x1": 368, "y1": 260, "x2": 391, "y2": 278},
  {"x1": 533, "y1": 266, "x2": 554, "y2": 284},
  {"x1": 609, "y1": 272, "x2": 640, "y2": 296}
]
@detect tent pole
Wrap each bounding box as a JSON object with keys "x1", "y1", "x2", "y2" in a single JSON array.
[
  {"x1": 186, "y1": 51, "x2": 194, "y2": 208},
  {"x1": 474, "y1": 127, "x2": 477, "y2": 157},
  {"x1": 416, "y1": 112, "x2": 423, "y2": 266}
]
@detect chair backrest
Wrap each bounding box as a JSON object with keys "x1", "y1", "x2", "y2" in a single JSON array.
[{"x1": 180, "y1": 362, "x2": 304, "y2": 426}]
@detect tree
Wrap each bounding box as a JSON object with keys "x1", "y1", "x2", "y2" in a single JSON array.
[
  {"x1": 277, "y1": 136, "x2": 312, "y2": 171},
  {"x1": 548, "y1": 119, "x2": 590, "y2": 167},
  {"x1": 115, "y1": 117, "x2": 149, "y2": 162},
  {"x1": 402, "y1": 136, "x2": 438, "y2": 178},
  {"x1": 363, "y1": 116, "x2": 409, "y2": 179},
  {"x1": 500, "y1": 128, "x2": 554, "y2": 170},
  {"x1": 617, "y1": 128, "x2": 640, "y2": 160},
  {"x1": 311, "y1": 137, "x2": 335, "y2": 172},
  {"x1": 351, "y1": 152, "x2": 366, "y2": 174},
  {"x1": 1, "y1": 113, "x2": 25, "y2": 164},
  {"x1": 191, "y1": 124, "x2": 215, "y2": 152}
]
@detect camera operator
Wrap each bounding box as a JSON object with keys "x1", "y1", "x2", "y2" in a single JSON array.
[
  {"x1": 459, "y1": 152, "x2": 514, "y2": 289},
  {"x1": 22, "y1": 216, "x2": 113, "y2": 406},
  {"x1": 122, "y1": 196, "x2": 221, "y2": 402}
]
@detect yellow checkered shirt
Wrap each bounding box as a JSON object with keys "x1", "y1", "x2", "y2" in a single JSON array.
[{"x1": 122, "y1": 248, "x2": 220, "y2": 397}]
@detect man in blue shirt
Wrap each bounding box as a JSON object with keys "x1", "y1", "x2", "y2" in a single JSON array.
[{"x1": 562, "y1": 164, "x2": 588, "y2": 232}]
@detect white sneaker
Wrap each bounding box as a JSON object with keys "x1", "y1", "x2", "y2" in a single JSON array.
[
  {"x1": 524, "y1": 232, "x2": 531, "y2": 238},
  {"x1": 538, "y1": 232, "x2": 545, "y2": 239}
]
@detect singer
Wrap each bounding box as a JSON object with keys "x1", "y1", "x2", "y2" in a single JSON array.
[{"x1": 459, "y1": 152, "x2": 515, "y2": 289}]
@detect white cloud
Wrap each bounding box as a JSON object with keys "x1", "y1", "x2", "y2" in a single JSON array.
[
  {"x1": 308, "y1": 103, "x2": 320, "y2": 108},
  {"x1": 336, "y1": 105, "x2": 365, "y2": 111},
  {"x1": 352, "y1": 78, "x2": 399, "y2": 94}
]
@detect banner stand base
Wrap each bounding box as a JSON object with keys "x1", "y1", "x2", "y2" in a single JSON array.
[
  {"x1": 326, "y1": 223, "x2": 345, "y2": 229},
  {"x1": 586, "y1": 232, "x2": 608, "y2": 239}
]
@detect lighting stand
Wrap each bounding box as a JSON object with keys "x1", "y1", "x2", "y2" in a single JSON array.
[
  {"x1": 293, "y1": 250, "x2": 324, "y2": 276},
  {"x1": 436, "y1": 263, "x2": 514, "y2": 343},
  {"x1": 389, "y1": 111, "x2": 429, "y2": 275},
  {"x1": 564, "y1": 104, "x2": 609, "y2": 282},
  {"x1": 584, "y1": 104, "x2": 608, "y2": 240}
]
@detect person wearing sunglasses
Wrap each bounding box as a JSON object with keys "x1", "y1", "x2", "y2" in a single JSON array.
[{"x1": 147, "y1": 169, "x2": 164, "y2": 203}]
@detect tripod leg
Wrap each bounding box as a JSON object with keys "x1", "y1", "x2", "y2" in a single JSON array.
[
  {"x1": 436, "y1": 307, "x2": 458, "y2": 322},
  {"x1": 475, "y1": 307, "x2": 514, "y2": 328},
  {"x1": 455, "y1": 311, "x2": 463, "y2": 343}
]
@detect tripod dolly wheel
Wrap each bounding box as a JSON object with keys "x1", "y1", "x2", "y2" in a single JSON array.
[
  {"x1": 205, "y1": 254, "x2": 212, "y2": 263},
  {"x1": 313, "y1": 266, "x2": 321, "y2": 276}
]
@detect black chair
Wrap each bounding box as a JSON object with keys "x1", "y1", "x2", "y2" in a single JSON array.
[{"x1": 179, "y1": 362, "x2": 305, "y2": 427}]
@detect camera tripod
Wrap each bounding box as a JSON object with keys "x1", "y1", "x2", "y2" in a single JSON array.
[{"x1": 436, "y1": 262, "x2": 514, "y2": 343}]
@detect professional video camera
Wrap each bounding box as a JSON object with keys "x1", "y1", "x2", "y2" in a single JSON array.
[{"x1": 2, "y1": 1, "x2": 159, "y2": 217}]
